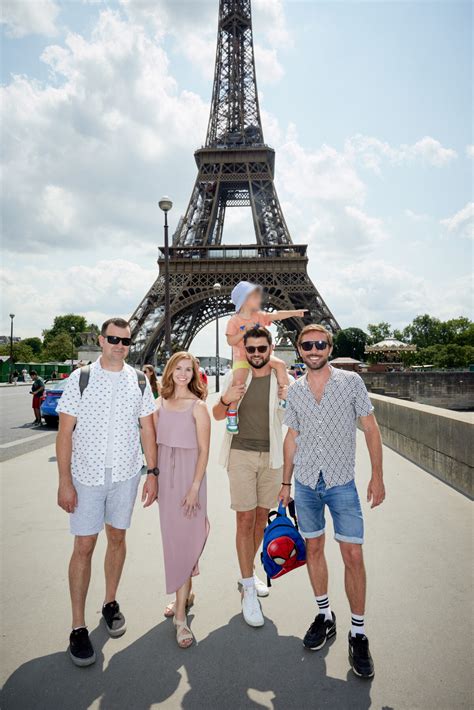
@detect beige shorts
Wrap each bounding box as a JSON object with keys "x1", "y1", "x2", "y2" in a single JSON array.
[{"x1": 227, "y1": 449, "x2": 282, "y2": 512}]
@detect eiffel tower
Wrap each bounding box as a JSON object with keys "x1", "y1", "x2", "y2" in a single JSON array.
[{"x1": 129, "y1": 0, "x2": 339, "y2": 364}]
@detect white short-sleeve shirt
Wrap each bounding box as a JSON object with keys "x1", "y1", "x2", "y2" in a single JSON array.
[{"x1": 57, "y1": 359, "x2": 156, "y2": 486}]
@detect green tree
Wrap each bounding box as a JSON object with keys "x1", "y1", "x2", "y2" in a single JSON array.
[
  {"x1": 403, "y1": 314, "x2": 442, "y2": 348},
  {"x1": 444, "y1": 317, "x2": 474, "y2": 346},
  {"x1": 367, "y1": 322, "x2": 392, "y2": 344},
  {"x1": 0, "y1": 343, "x2": 34, "y2": 362},
  {"x1": 42, "y1": 333, "x2": 77, "y2": 362},
  {"x1": 415, "y1": 344, "x2": 474, "y2": 368},
  {"x1": 22, "y1": 337, "x2": 43, "y2": 357},
  {"x1": 332, "y1": 328, "x2": 368, "y2": 360},
  {"x1": 43, "y1": 314, "x2": 99, "y2": 347}
]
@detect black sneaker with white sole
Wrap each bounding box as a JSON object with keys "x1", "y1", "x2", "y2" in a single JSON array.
[
  {"x1": 68, "y1": 627, "x2": 96, "y2": 667},
  {"x1": 102, "y1": 600, "x2": 126, "y2": 637},
  {"x1": 348, "y1": 632, "x2": 375, "y2": 678},
  {"x1": 303, "y1": 612, "x2": 337, "y2": 650}
]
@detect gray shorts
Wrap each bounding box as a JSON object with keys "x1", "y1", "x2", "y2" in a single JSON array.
[{"x1": 70, "y1": 468, "x2": 142, "y2": 536}]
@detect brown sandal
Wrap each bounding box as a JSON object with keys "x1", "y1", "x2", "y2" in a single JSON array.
[
  {"x1": 164, "y1": 592, "x2": 195, "y2": 618},
  {"x1": 173, "y1": 618, "x2": 194, "y2": 648}
]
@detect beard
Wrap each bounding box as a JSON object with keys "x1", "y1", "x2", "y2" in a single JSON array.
[
  {"x1": 300, "y1": 352, "x2": 329, "y2": 371},
  {"x1": 247, "y1": 354, "x2": 271, "y2": 369}
]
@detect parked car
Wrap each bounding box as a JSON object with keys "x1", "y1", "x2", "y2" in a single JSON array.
[{"x1": 40, "y1": 381, "x2": 64, "y2": 426}]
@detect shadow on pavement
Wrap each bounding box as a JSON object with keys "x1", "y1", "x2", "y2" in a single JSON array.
[{"x1": 1, "y1": 615, "x2": 373, "y2": 710}]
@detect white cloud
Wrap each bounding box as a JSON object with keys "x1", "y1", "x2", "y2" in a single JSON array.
[
  {"x1": 440, "y1": 202, "x2": 474, "y2": 240},
  {"x1": 254, "y1": 45, "x2": 284, "y2": 84},
  {"x1": 1, "y1": 9, "x2": 209, "y2": 253},
  {"x1": 466, "y1": 144, "x2": 474, "y2": 159},
  {"x1": 1, "y1": 0, "x2": 59, "y2": 38},
  {"x1": 404, "y1": 209, "x2": 430, "y2": 222},
  {"x1": 345, "y1": 134, "x2": 457, "y2": 173},
  {"x1": 1, "y1": 259, "x2": 157, "y2": 337}
]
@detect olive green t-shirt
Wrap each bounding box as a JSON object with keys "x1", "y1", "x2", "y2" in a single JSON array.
[{"x1": 230, "y1": 374, "x2": 270, "y2": 452}]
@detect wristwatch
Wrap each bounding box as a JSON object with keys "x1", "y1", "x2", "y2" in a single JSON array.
[{"x1": 147, "y1": 467, "x2": 160, "y2": 477}]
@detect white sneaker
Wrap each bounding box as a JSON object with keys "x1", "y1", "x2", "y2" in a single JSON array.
[
  {"x1": 241, "y1": 586, "x2": 264, "y2": 627},
  {"x1": 254, "y1": 574, "x2": 269, "y2": 597}
]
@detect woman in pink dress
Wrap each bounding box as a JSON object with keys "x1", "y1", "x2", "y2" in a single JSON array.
[{"x1": 155, "y1": 352, "x2": 210, "y2": 648}]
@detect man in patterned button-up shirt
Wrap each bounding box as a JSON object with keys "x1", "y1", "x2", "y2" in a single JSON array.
[
  {"x1": 56, "y1": 318, "x2": 158, "y2": 667},
  {"x1": 280, "y1": 323, "x2": 385, "y2": 679}
]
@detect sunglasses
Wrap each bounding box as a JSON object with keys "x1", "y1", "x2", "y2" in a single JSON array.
[
  {"x1": 245, "y1": 345, "x2": 269, "y2": 354},
  {"x1": 105, "y1": 335, "x2": 132, "y2": 346},
  {"x1": 300, "y1": 340, "x2": 329, "y2": 352}
]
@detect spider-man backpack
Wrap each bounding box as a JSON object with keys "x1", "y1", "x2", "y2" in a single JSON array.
[{"x1": 261, "y1": 500, "x2": 306, "y2": 585}]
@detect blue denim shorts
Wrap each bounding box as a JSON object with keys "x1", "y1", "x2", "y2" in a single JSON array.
[{"x1": 294, "y1": 473, "x2": 364, "y2": 544}]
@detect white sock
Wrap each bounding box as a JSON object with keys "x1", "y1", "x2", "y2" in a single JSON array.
[
  {"x1": 351, "y1": 613, "x2": 365, "y2": 637},
  {"x1": 241, "y1": 576, "x2": 255, "y2": 591},
  {"x1": 315, "y1": 594, "x2": 332, "y2": 621},
  {"x1": 72, "y1": 626, "x2": 87, "y2": 631}
]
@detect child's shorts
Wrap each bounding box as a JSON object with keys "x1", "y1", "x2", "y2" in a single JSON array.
[{"x1": 232, "y1": 360, "x2": 251, "y2": 371}]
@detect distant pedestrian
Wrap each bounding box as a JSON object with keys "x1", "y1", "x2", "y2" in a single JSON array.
[
  {"x1": 143, "y1": 364, "x2": 160, "y2": 399},
  {"x1": 195, "y1": 358, "x2": 208, "y2": 385},
  {"x1": 51, "y1": 370, "x2": 58, "y2": 380},
  {"x1": 21, "y1": 368, "x2": 29, "y2": 383},
  {"x1": 12, "y1": 369, "x2": 19, "y2": 384},
  {"x1": 29, "y1": 370, "x2": 44, "y2": 425},
  {"x1": 280, "y1": 324, "x2": 385, "y2": 678},
  {"x1": 156, "y1": 352, "x2": 210, "y2": 648},
  {"x1": 56, "y1": 317, "x2": 158, "y2": 668}
]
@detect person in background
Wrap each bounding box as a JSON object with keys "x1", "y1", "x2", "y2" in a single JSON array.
[
  {"x1": 56, "y1": 318, "x2": 158, "y2": 668},
  {"x1": 12, "y1": 369, "x2": 19, "y2": 384},
  {"x1": 280, "y1": 324, "x2": 385, "y2": 679},
  {"x1": 22, "y1": 368, "x2": 29, "y2": 383},
  {"x1": 143, "y1": 364, "x2": 160, "y2": 399},
  {"x1": 155, "y1": 352, "x2": 210, "y2": 648},
  {"x1": 195, "y1": 358, "x2": 208, "y2": 386},
  {"x1": 30, "y1": 370, "x2": 45, "y2": 425}
]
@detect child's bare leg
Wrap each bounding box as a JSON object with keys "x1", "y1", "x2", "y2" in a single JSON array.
[
  {"x1": 229, "y1": 367, "x2": 249, "y2": 410},
  {"x1": 269, "y1": 356, "x2": 290, "y2": 402},
  {"x1": 226, "y1": 366, "x2": 248, "y2": 433}
]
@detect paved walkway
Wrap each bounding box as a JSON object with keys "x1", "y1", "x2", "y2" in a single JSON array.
[{"x1": 0, "y1": 395, "x2": 472, "y2": 709}]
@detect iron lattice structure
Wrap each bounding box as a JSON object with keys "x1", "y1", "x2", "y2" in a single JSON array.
[{"x1": 129, "y1": 0, "x2": 339, "y2": 364}]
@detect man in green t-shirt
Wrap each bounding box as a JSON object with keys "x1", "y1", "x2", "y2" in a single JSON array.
[
  {"x1": 30, "y1": 370, "x2": 45, "y2": 426},
  {"x1": 213, "y1": 326, "x2": 286, "y2": 629}
]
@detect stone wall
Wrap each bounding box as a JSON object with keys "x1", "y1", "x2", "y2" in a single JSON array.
[
  {"x1": 369, "y1": 393, "x2": 473, "y2": 498},
  {"x1": 361, "y1": 371, "x2": 474, "y2": 411}
]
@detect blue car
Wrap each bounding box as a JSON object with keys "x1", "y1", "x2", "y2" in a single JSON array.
[{"x1": 40, "y1": 380, "x2": 65, "y2": 426}]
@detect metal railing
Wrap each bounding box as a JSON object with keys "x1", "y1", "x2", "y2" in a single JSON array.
[{"x1": 158, "y1": 244, "x2": 307, "y2": 260}]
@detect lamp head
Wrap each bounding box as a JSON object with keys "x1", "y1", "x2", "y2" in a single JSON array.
[
  {"x1": 9, "y1": 313, "x2": 15, "y2": 319},
  {"x1": 213, "y1": 282, "x2": 222, "y2": 292},
  {"x1": 159, "y1": 196, "x2": 173, "y2": 212}
]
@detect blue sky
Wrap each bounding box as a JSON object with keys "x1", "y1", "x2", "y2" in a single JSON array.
[{"x1": 1, "y1": 0, "x2": 472, "y2": 355}]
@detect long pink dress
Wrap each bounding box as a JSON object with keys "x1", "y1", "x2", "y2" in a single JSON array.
[{"x1": 156, "y1": 400, "x2": 210, "y2": 594}]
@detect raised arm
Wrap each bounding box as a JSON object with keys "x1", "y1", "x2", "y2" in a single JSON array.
[
  {"x1": 359, "y1": 413, "x2": 385, "y2": 508},
  {"x1": 182, "y1": 402, "x2": 211, "y2": 517},
  {"x1": 56, "y1": 412, "x2": 78, "y2": 513},
  {"x1": 271, "y1": 309, "x2": 308, "y2": 322}
]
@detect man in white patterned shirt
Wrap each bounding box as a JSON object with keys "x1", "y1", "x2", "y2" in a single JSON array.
[
  {"x1": 280, "y1": 323, "x2": 385, "y2": 679},
  {"x1": 56, "y1": 318, "x2": 158, "y2": 667}
]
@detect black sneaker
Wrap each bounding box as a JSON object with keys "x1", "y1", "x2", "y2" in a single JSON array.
[
  {"x1": 68, "y1": 627, "x2": 96, "y2": 667},
  {"x1": 303, "y1": 612, "x2": 337, "y2": 650},
  {"x1": 348, "y1": 632, "x2": 375, "y2": 678},
  {"x1": 102, "y1": 601, "x2": 126, "y2": 637}
]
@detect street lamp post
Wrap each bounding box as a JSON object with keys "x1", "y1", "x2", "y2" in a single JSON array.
[
  {"x1": 213, "y1": 282, "x2": 221, "y2": 393},
  {"x1": 9, "y1": 313, "x2": 15, "y2": 382},
  {"x1": 159, "y1": 196, "x2": 173, "y2": 361},
  {"x1": 70, "y1": 326, "x2": 75, "y2": 370}
]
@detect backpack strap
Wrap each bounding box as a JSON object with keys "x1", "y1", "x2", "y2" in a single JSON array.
[
  {"x1": 287, "y1": 499, "x2": 299, "y2": 530},
  {"x1": 135, "y1": 369, "x2": 146, "y2": 395},
  {"x1": 78, "y1": 365, "x2": 91, "y2": 398}
]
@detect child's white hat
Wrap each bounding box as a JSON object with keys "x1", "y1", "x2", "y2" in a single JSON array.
[{"x1": 231, "y1": 281, "x2": 262, "y2": 312}]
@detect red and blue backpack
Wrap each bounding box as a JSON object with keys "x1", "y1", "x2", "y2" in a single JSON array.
[{"x1": 261, "y1": 500, "x2": 306, "y2": 585}]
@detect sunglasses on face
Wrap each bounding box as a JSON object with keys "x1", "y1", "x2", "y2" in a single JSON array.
[
  {"x1": 245, "y1": 345, "x2": 269, "y2": 354},
  {"x1": 300, "y1": 340, "x2": 329, "y2": 352},
  {"x1": 105, "y1": 335, "x2": 132, "y2": 346}
]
